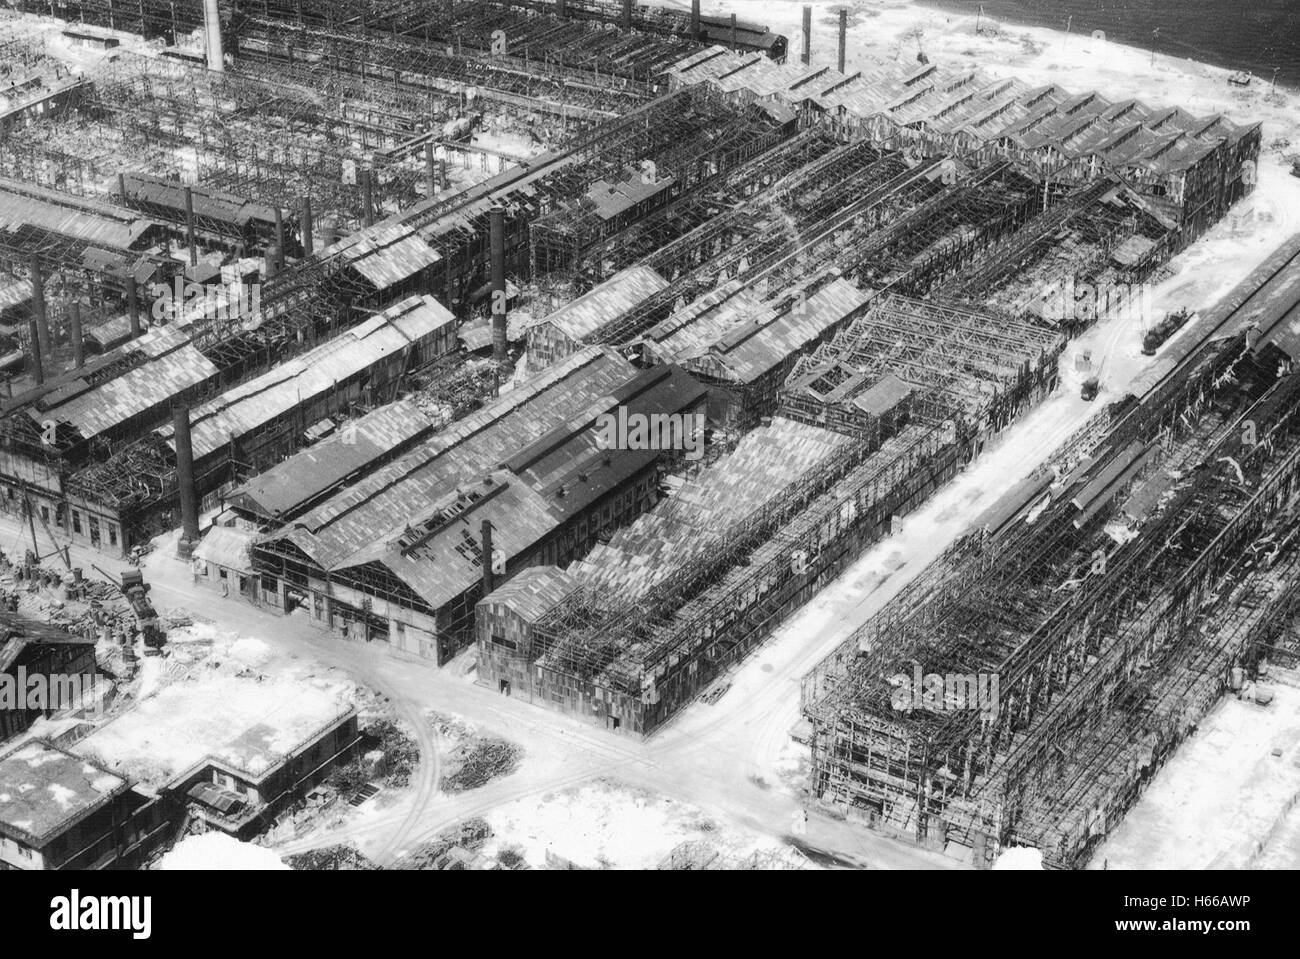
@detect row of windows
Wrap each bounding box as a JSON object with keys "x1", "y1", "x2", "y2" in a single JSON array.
[{"x1": 0, "y1": 488, "x2": 119, "y2": 548}]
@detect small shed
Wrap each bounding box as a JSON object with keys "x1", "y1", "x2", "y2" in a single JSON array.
[{"x1": 194, "y1": 525, "x2": 259, "y2": 597}]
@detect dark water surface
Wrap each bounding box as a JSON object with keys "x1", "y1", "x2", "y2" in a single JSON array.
[{"x1": 922, "y1": 0, "x2": 1300, "y2": 87}]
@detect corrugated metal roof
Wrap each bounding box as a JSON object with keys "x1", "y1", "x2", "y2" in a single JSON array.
[
  {"x1": 160, "y1": 294, "x2": 452, "y2": 460},
  {"x1": 534, "y1": 265, "x2": 669, "y2": 341},
  {"x1": 586, "y1": 173, "x2": 676, "y2": 220},
  {"x1": 339, "y1": 471, "x2": 559, "y2": 611},
  {"x1": 84, "y1": 312, "x2": 139, "y2": 351},
  {"x1": 231, "y1": 397, "x2": 435, "y2": 520},
  {"x1": 458, "y1": 310, "x2": 531, "y2": 351},
  {"x1": 648, "y1": 277, "x2": 868, "y2": 384},
  {"x1": 37, "y1": 327, "x2": 218, "y2": 439},
  {"x1": 338, "y1": 223, "x2": 441, "y2": 290},
  {"x1": 121, "y1": 174, "x2": 278, "y2": 228},
  {"x1": 265, "y1": 347, "x2": 642, "y2": 570},
  {"x1": 346, "y1": 366, "x2": 706, "y2": 611},
  {"x1": 1258, "y1": 302, "x2": 1300, "y2": 362},
  {"x1": 852, "y1": 373, "x2": 913, "y2": 416},
  {"x1": 0, "y1": 176, "x2": 157, "y2": 252},
  {"x1": 507, "y1": 364, "x2": 708, "y2": 522},
  {"x1": 669, "y1": 47, "x2": 1249, "y2": 176},
  {"x1": 482, "y1": 566, "x2": 580, "y2": 623},
  {"x1": 194, "y1": 525, "x2": 258, "y2": 572}
]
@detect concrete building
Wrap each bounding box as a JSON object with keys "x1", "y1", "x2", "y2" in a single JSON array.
[
  {"x1": 73, "y1": 669, "x2": 361, "y2": 840},
  {"x1": 0, "y1": 740, "x2": 168, "y2": 870},
  {"x1": 0, "y1": 70, "x2": 90, "y2": 139}
]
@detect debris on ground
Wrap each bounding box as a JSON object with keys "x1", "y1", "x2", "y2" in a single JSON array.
[
  {"x1": 428, "y1": 711, "x2": 522, "y2": 793},
  {"x1": 286, "y1": 843, "x2": 380, "y2": 871},
  {"x1": 394, "y1": 818, "x2": 508, "y2": 870},
  {"x1": 328, "y1": 718, "x2": 419, "y2": 795}
]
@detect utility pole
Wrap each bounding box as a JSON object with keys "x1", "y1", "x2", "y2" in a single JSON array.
[{"x1": 22, "y1": 494, "x2": 40, "y2": 563}]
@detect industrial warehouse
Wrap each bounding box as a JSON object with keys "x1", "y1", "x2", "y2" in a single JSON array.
[{"x1": 0, "y1": 0, "x2": 1297, "y2": 888}]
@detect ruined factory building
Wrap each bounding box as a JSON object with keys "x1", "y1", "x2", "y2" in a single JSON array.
[
  {"x1": 1, "y1": 0, "x2": 1295, "y2": 896},
  {"x1": 253, "y1": 346, "x2": 707, "y2": 664}
]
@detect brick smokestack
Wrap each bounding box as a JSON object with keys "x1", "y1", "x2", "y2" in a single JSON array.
[
  {"x1": 481, "y1": 519, "x2": 495, "y2": 596},
  {"x1": 691, "y1": 0, "x2": 700, "y2": 39},
  {"x1": 300, "y1": 195, "x2": 314, "y2": 256},
  {"x1": 29, "y1": 254, "x2": 50, "y2": 361},
  {"x1": 839, "y1": 8, "x2": 848, "y2": 73},
  {"x1": 127, "y1": 277, "x2": 141, "y2": 337},
  {"x1": 203, "y1": 0, "x2": 224, "y2": 72},
  {"x1": 802, "y1": 6, "x2": 812, "y2": 65},
  {"x1": 622, "y1": 0, "x2": 633, "y2": 31},
  {"x1": 183, "y1": 185, "x2": 197, "y2": 266},
  {"x1": 361, "y1": 168, "x2": 375, "y2": 227},
  {"x1": 26, "y1": 314, "x2": 43, "y2": 385},
  {"x1": 173, "y1": 405, "x2": 201, "y2": 547},
  {"x1": 69, "y1": 301, "x2": 85, "y2": 369},
  {"x1": 274, "y1": 206, "x2": 286, "y2": 268},
  {"x1": 425, "y1": 142, "x2": 438, "y2": 199},
  {"x1": 489, "y1": 203, "x2": 508, "y2": 363}
]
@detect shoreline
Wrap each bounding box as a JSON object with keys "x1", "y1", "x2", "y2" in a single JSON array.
[
  {"x1": 675, "y1": 2, "x2": 1300, "y2": 171},
  {"x1": 917, "y1": 0, "x2": 1300, "y2": 91}
]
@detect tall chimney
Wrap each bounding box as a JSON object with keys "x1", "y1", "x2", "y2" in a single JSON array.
[
  {"x1": 300, "y1": 195, "x2": 314, "y2": 256},
  {"x1": 26, "y1": 315, "x2": 44, "y2": 385},
  {"x1": 118, "y1": 171, "x2": 128, "y2": 203},
  {"x1": 126, "y1": 277, "x2": 141, "y2": 336},
  {"x1": 173, "y1": 406, "x2": 201, "y2": 547},
  {"x1": 274, "y1": 206, "x2": 286, "y2": 267},
  {"x1": 481, "y1": 519, "x2": 495, "y2": 596},
  {"x1": 183, "y1": 185, "x2": 197, "y2": 266},
  {"x1": 203, "y1": 0, "x2": 224, "y2": 72},
  {"x1": 802, "y1": 6, "x2": 812, "y2": 65},
  {"x1": 690, "y1": 0, "x2": 700, "y2": 39},
  {"x1": 622, "y1": 0, "x2": 633, "y2": 31},
  {"x1": 489, "y1": 203, "x2": 508, "y2": 362},
  {"x1": 425, "y1": 142, "x2": 438, "y2": 198},
  {"x1": 69, "y1": 301, "x2": 85, "y2": 369},
  {"x1": 29, "y1": 255, "x2": 50, "y2": 360},
  {"x1": 838, "y1": 8, "x2": 848, "y2": 73},
  {"x1": 361, "y1": 168, "x2": 375, "y2": 227},
  {"x1": 730, "y1": 13, "x2": 737, "y2": 50}
]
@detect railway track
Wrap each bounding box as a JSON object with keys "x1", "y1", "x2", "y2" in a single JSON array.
[{"x1": 985, "y1": 232, "x2": 1300, "y2": 536}]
